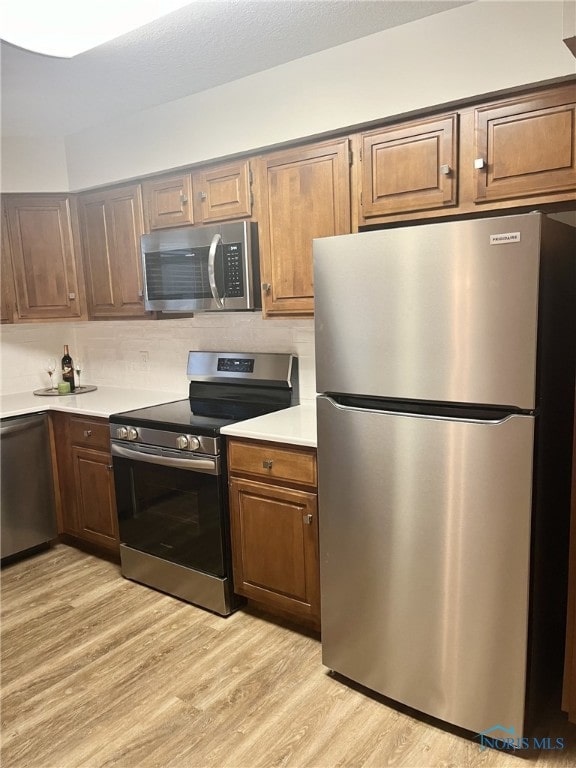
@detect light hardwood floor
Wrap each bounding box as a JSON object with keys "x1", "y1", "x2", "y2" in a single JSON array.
[{"x1": 2, "y1": 544, "x2": 575, "y2": 768}]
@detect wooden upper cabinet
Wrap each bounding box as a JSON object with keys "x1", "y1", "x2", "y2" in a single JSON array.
[
  {"x1": 1, "y1": 212, "x2": 16, "y2": 323},
  {"x1": 192, "y1": 159, "x2": 252, "y2": 223},
  {"x1": 143, "y1": 172, "x2": 194, "y2": 230},
  {"x1": 256, "y1": 138, "x2": 351, "y2": 317},
  {"x1": 78, "y1": 184, "x2": 148, "y2": 318},
  {"x1": 4, "y1": 195, "x2": 83, "y2": 321},
  {"x1": 360, "y1": 114, "x2": 458, "y2": 218},
  {"x1": 473, "y1": 84, "x2": 576, "y2": 203}
]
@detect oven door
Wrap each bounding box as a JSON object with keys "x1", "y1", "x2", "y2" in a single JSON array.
[{"x1": 111, "y1": 443, "x2": 228, "y2": 578}]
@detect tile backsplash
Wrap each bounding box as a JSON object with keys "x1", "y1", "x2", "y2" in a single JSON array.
[{"x1": 0, "y1": 314, "x2": 316, "y2": 400}]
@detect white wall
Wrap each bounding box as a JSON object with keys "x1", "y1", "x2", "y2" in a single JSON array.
[
  {"x1": 1, "y1": 136, "x2": 69, "y2": 192},
  {"x1": 65, "y1": 0, "x2": 576, "y2": 190},
  {"x1": 0, "y1": 315, "x2": 316, "y2": 400}
]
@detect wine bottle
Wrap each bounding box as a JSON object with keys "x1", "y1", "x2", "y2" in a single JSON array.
[{"x1": 62, "y1": 345, "x2": 75, "y2": 392}]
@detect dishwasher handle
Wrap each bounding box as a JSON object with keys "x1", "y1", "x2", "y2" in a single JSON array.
[{"x1": 0, "y1": 413, "x2": 48, "y2": 437}]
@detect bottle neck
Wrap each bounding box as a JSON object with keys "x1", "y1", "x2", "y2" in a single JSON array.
[{"x1": 64, "y1": 345, "x2": 69, "y2": 355}]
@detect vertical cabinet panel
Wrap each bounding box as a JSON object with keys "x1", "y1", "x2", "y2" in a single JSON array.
[
  {"x1": 474, "y1": 84, "x2": 576, "y2": 202},
  {"x1": 360, "y1": 114, "x2": 458, "y2": 218},
  {"x1": 256, "y1": 138, "x2": 351, "y2": 316},
  {"x1": 229, "y1": 477, "x2": 319, "y2": 620},
  {"x1": 193, "y1": 159, "x2": 252, "y2": 223},
  {"x1": 5, "y1": 195, "x2": 83, "y2": 320},
  {"x1": 72, "y1": 447, "x2": 119, "y2": 547},
  {"x1": 143, "y1": 173, "x2": 194, "y2": 230},
  {"x1": 1, "y1": 212, "x2": 15, "y2": 323},
  {"x1": 78, "y1": 184, "x2": 148, "y2": 318}
]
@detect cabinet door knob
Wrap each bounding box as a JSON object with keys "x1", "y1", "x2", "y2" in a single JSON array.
[
  {"x1": 262, "y1": 283, "x2": 271, "y2": 295},
  {"x1": 474, "y1": 158, "x2": 486, "y2": 170},
  {"x1": 84, "y1": 430, "x2": 92, "y2": 437},
  {"x1": 262, "y1": 459, "x2": 273, "y2": 469},
  {"x1": 439, "y1": 164, "x2": 451, "y2": 175},
  {"x1": 107, "y1": 464, "x2": 113, "y2": 471},
  {"x1": 180, "y1": 193, "x2": 188, "y2": 204},
  {"x1": 199, "y1": 191, "x2": 207, "y2": 201},
  {"x1": 303, "y1": 514, "x2": 313, "y2": 525}
]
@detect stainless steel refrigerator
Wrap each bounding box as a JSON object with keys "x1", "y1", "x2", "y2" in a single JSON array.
[{"x1": 314, "y1": 212, "x2": 575, "y2": 738}]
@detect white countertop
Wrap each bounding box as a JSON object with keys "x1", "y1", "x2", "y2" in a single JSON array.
[
  {"x1": 0, "y1": 389, "x2": 317, "y2": 447},
  {"x1": 220, "y1": 401, "x2": 317, "y2": 448},
  {"x1": 0, "y1": 387, "x2": 185, "y2": 420}
]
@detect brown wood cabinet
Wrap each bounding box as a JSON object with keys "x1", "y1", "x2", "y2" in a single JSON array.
[
  {"x1": 78, "y1": 184, "x2": 149, "y2": 318},
  {"x1": 143, "y1": 159, "x2": 252, "y2": 231},
  {"x1": 228, "y1": 438, "x2": 320, "y2": 628},
  {"x1": 473, "y1": 84, "x2": 576, "y2": 204},
  {"x1": 255, "y1": 138, "x2": 351, "y2": 317},
  {"x1": 1, "y1": 211, "x2": 15, "y2": 323},
  {"x1": 192, "y1": 159, "x2": 252, "y2": 224},
  {"x1": 360, "y1": 113, "x2": 458, "y2": 218},
  {"x1": 356, "y1": 82, "x2": 576, "y2": 226},
  {"x1": 143, "y1": 172, "x2": 194, "y2": 230},
  {"x1": 3, "y1": 195, "x2": 84, "y2": 321},
  {"x1": 52, "y1": 412, "x2": 119, "y2": 554}
]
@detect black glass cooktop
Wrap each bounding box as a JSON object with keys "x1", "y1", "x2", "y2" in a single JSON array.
[{"x1": 109, "y1": 399, "x2": 238, "y2": 436}]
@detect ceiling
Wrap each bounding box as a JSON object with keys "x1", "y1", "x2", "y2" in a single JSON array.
[{"x1": 1, "y1": 1, "x2": 473, "y2": 138}]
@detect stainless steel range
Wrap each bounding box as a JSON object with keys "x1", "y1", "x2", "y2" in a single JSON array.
[{"x1": 109, "y1": 351, "x2": 298, "y2": 615}]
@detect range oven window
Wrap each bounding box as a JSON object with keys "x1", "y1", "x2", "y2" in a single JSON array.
[{"x1": 113, "y1": 457, "x2": 227, "y2": 577}]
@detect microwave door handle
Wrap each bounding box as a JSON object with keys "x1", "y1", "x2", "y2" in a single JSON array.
[{"x1": 208, "y1": 233, "x2": 224, "y2": 309}]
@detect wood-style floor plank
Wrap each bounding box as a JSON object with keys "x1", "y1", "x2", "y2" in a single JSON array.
[{"x1": 2, "y1": 544, "x2": 576, "y2": 768}]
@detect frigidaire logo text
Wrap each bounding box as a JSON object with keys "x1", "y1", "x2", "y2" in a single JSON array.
[{"x1": 476, "y1": 725, "x2": 566, "y2": 751}]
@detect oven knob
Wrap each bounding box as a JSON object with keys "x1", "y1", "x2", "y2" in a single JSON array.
[
  {"x1": 177, "y1": 435, "x2": 200, "y2": 450},
  {"x1": 127, "y1": 427, "x2": 139, "y2": 441},
  {"x1": 116, "y1": 426, "x2": 129, "y2": 439}
]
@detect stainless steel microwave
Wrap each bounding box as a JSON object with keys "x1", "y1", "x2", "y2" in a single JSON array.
[{"x1": 141, "y1": 221, "x2": 261, "y2": 312}]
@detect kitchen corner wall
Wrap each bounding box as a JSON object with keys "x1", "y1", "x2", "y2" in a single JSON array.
[{"x1": 0, "y1": 315, "x2": 316, "y2": 400}]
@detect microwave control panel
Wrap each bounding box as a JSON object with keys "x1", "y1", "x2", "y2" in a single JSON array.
[{"x1": 223, "y1": 243, "x2": 245, "y2": 298}]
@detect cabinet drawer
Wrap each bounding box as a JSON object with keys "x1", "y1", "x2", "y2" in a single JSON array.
[
  {"x1": 69, "y1": 417, "x2": 110, "y2": 451},
  {"x1": 228, "y1": 439, "x2": 317, "y2": 487}
]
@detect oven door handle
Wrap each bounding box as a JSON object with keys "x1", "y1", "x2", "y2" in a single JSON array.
[
  {"x1": 208, "y1": 233, "x2": 224, "y2": 309},
  {"x1": 111, "y1": 443, "x2": 220, "y2": 475}
]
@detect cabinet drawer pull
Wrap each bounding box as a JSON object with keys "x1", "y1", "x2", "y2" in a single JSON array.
[
  {"x1": 262, "y1": 459, "x2": 273, "y2": 469},
  {"x1": 84, "y1": 430, "x2": 92, "y2": 437},
  {"x1": 303, "y1": 514, "x2": 313, "y2": 525}
]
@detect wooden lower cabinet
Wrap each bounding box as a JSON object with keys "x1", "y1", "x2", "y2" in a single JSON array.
[
  {"x1": 228, "y1": 439, "x2": 320, "y2": 629},
  {"x1": 51, "y1": 412, "x2": 119, "y2": 554}
]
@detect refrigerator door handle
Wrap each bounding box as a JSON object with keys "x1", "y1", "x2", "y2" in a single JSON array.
[{"x1": 321, "y1": 395, "x2": 521, "y2": 425}]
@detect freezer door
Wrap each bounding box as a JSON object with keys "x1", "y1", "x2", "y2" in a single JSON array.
[
  {"x1": 314, "y1": 213, "x2": 541, "y2": 410},
  {"x1": 318, "y1": 395, "x2": 534, "y2": 736}
]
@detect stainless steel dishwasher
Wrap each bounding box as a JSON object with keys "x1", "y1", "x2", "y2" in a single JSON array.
[{"x1": 1, "y1": 412, "x2": 58, "y2": 560}]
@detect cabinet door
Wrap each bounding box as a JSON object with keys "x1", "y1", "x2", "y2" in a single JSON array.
[
  {"x1": 72, "y1": 446, "x2": 119, "y2": 551},
  {"x1": 360, "y1": 114, "x2": 458, "y2": 218},
  {"x1": 474, "y1": 84, "x2": 576, "y2": 203},
  {"x1": 78, "y1": 184, "x2": 148, "y2": 318},
  {"x1": 256, "y1": 138, "x2": 351, "y2": 317},
  {"x1": 229, "y1": 477, "x2": 319, "y2": 624},
  {"x1": 143, "y1": 173, "x2": 194, "y2": 230},
  {"x1": 5, "y1": 195, "x2": 83, "y2": 320},
  {"x1": 193, "y1": 159, "x2": 252, "y2": 223},
  {"x1": 1, "y1": 212, "x2": 15, "y2": 323}
]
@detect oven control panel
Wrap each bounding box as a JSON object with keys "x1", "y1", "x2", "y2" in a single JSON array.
[{"x1": 111, "y1": 425, "x2": 219, "y2": 456}]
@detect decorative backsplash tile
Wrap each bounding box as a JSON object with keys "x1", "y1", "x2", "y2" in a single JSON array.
[{"x1": 0, "y1": 315, "x2": 317, "y2": 400}]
